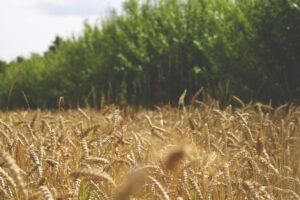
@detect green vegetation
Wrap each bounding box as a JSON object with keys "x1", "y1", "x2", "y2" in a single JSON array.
[{"x1": 0, "y1": 0, "x2": 299, "y2": 109}]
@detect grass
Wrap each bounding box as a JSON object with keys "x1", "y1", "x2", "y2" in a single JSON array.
[{"x1": 0, "y1": 100, "x2": 299, "y2": 199}]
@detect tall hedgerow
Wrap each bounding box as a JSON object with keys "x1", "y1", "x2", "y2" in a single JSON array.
[{"x1": 0, "y1": 0, "x2": 299, "y2": 109}]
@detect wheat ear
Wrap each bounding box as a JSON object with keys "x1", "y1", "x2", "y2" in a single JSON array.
[
  {"x1": 0, "y1": 151, "x2": 28, "y2": 200},
  {"x1": 70, "y1": 168, "x2": 116, "y2": 187}
]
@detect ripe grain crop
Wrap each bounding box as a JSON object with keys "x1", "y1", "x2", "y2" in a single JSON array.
[{"x1": 0, "y1": 101, "x2": 299, "y2": 199}]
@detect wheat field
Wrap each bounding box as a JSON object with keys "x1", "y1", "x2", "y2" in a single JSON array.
[{"x1": 0, "y1": 101, "x2": 299, "y2": 199}]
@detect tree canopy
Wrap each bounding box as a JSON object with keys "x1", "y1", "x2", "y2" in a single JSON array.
[{"x1": 0, "y1": 0, "x2": 299, "y2": 109}]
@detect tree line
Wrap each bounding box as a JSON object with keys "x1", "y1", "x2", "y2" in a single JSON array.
[{"x1": 0, "y1": 0, "x2": 299, "y2": 109}]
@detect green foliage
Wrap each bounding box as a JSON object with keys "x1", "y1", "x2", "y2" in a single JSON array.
[
  {"x1": 0, "y1": 0, "x2": 299, "y2": 109},
  {"x1": 232, "y1": 0, "x2": 300, "y2": 104},
  {"x1": 0, "y1": 60, "x2": 8, "y2": 73}
]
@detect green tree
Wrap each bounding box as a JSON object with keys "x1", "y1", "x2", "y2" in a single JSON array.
[{"x1": 0, "y1": 60, "x2": 8, "y2": 73}]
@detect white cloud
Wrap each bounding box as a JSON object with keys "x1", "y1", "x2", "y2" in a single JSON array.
[
  {"x1": 36, "y1": 0, "x2": 111, "y2": 17},
  {"x1": 0, "y1": 0, "x2": 125, "y2": 62}
]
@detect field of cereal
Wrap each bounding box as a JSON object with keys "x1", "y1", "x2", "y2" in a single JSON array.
[{"x1": 0, "y1": 101, "x2": 299, "y2": 199}]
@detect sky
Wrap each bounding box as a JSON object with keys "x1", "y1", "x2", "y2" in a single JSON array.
[{"x1": 0, "y1": 0, "x2": 126, "y2": 62}]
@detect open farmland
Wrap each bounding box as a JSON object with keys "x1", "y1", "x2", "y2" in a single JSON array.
[{"x1": 0, "y1": 102, "x2": 299, "y2": 199}]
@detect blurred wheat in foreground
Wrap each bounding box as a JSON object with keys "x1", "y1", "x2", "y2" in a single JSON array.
[{"x1": 0, "y1": 102, "x2": 299, "y2": 199}]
